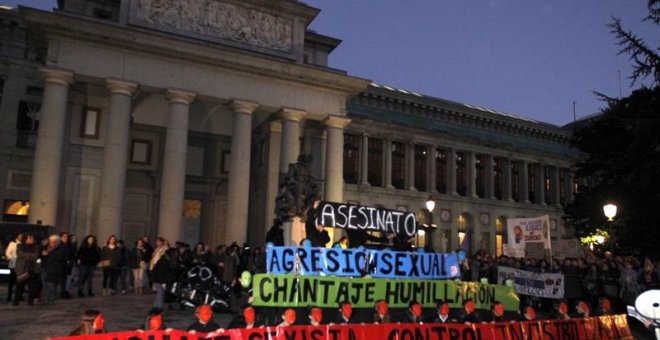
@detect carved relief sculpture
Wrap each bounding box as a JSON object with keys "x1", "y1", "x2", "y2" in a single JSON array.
[{"x1": 135, "y1": 0, "x2": 293, "y2": 52}]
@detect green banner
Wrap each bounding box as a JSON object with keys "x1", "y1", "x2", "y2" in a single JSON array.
[{"x1": 253, "y1": 274, "x2": 519, "y2": 311}]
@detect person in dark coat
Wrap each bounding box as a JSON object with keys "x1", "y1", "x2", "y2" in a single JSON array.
[
  {"x1": 12, "y1": 234, "x2": 39, "y2": 306},
  {"x1": 59, "y1": 232, "x2": 75, "y2": 299},
  {"x1": 187, "y1": 305, "x2": 222, "y2": 333},
  {"x1": 432, "y1": 300, "x2": 458, "y2": 323},
  {"x1": 116, "y1": 240, "x2": 129, "y2": 294},
  {"x1": 77, "y1": 235, "x2": 100, "y2": 297},
  {"x1": 486, "y1": 301, "x2": 506, "y2": 323},
  {"x1": 459, "y1": 299, "x2": 481, "y2": 324},
  {"x1": 265, "y1": 220, "x2": 285, "y2": 246},
  {"x1": 305, "y1": 220, "x2": 330, "y2": 247},
  {"x1": 401, "y1": 301, "x2": 424, "y2": 323},
  {"x1": 548, "y1": 300, "x2": 571, "y2": 320},
  {"x1": 129, "y1": 239, "x2": 149, "y2": 295},
  {"x1": 373, "y1": 300, "x2": 391, "y2": 324},
  {"x1": 42, "y1": 234, "x2": 67, "y2": 304},
  {"x1": 334, "y1": 301, "x2": 354, "y2": 324},
  {"x1": 100, "y1": 235, "x2": 121, "y2": 296}
]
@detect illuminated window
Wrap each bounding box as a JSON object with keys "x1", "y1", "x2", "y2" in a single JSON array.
[
  {"x1": 183, "y1": 199, "x2": 202, "y2": 218},
  {"x1": 475, "y1": 155, "x2": 484, "y2": 198},
  {"x1": 457, "y1": 214, "x2": 467, "y2": 246},
  {"x1": 456, "y1": 152, "x2": 466, "y2": 196},
  {"x1": 3, "y1": 200, "x2": 30, "y2": 222},
  {"x1": 496, "y1": 217, "x2": 506, "y2": 256}
]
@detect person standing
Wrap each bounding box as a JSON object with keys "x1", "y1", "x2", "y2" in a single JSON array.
[
  {"x1": 4, "y1": 233, "x2": 22, "y2": 303},
  {"x1": 59, "y1": 232, "x2": 75, "y2": 299},
  {"x1": 150, "y1": 237, "x2": 172, "y2": 309},
  {"x1": 77, "y1": 235, "x2": 100, "y2": 297},
  {"x1": 116, "y1": 240, "x2": 128, "y2": 294},
  {"x1": 67, "y1": 234, "x2": 78, "y2": 297},
  {"x1": 12, "y1": 234, "x2": 38, "y2": 306},
  {"x1": 41, "y1": 234, "x2": 67, "y2": 304},
  {"x1": 129, "y1": 239, "x2": 148, "y2": 295},
  {"x1": 100, "y1": 235, "x2": 121, "y2": 296}
]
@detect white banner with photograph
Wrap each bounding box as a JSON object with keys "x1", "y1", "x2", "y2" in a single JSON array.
[
  {"x1": 497, "y1": 266, "x2": 565, "y2": 299},
  {"x1": 504, "y1": 215, "x2": 551, "y2": 258}
]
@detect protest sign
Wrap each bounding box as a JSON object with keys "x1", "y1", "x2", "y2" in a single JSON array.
[
  {"x1": 253, "y1": 273, "x2": 519, "y2": 310},
  {"x1": 51, "y1": 315, "x2": 633, "y2": 340},
  {"x1": 505, "y1": 215, "x2": 551, "y2": 258},
  {"x1": 266, "y1": 246, "x2": 461, "y2": 279},
  {"x1": 497, "y1": 266, "x2": 565, "y2": 299},
  {"x1": 315, "y1": 201, "x2": 417, "y2": 238},
  {"x1": 552, "y1": 239, "x2": 586, "y2": 259}
]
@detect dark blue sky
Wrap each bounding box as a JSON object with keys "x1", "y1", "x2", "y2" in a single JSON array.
[{"x1": 4, "y1": 1, "x2": 656, "y2": 126}]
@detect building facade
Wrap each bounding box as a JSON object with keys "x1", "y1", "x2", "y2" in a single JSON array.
[{"x1": 0, "y1": 1, "x2": 578, "y2": 255}]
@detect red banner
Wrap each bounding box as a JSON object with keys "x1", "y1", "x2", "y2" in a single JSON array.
[{"x1": 51, "y1": 314, "x2": 633, "y2": 340}]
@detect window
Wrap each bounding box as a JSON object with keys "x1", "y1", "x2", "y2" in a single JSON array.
[
  {"x1": 15, "y1": 101, "x2": 41, "y2": 149},
  {"x1": 80, "y1": 107, "x2": 100, "y2": 138},
  {"x1": 511, "y1": 162, "x2": 520, "y2": 202},
  {"x1": 528, "y1": 163, "x2": 536, "y2": 203},
  {"x1": 391, "y1": 141, "x2": 405, "y2": 189},
  {"x1": 3, "y1": 200, "x2": 30, "y2": 222},
  {"x1": 343, "y1": 134, "x2": 360, "y2": 184},
  {"x1": 0, "y1": 78, "x2": 4, "y2": 108},
  {"x1": 496, "y1": 217, "x2": 506, "y2": 256},
  {"x1": 435, "y1": 149, "x2": 447, "y2": 193},
  {"x1": 130, "y1": 139, "x2": 152, "y2": 165},
  {"x1": 475, "y1": 155, "x2": 484, "y2": 198},
  {"x1": 544, "y1": 166, "x2": 551, "y2": 204},
  {"x1": 456, "y1": 152, "x2": 466, "y2": 196},
  {"x1": 367, "y1": 137, "x2": 383, "y2": 187},
  {"x1": 494, "y1": 158, "x2": 502, "y2": 200},
  {"x1": 559, "y1": 169, "x2": 566, "y2": 205},
  {"x1": 221, "y1": 150, "x2": 231, "y2": 173},
  {"x1": 413, "y1": 145, "x2": 427, "y2": 191},
  {"x1": 183, "y1": 199, "x2": 202, "y2": 218}
]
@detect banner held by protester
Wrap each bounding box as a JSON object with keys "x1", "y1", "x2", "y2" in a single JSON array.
[{"x1": 497, "y1": 266, "x2": 565, "y2": 299}]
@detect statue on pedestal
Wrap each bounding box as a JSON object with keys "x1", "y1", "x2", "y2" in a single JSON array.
[{"x1": 274, "y1": 153, "x2": 321, "y2": 224}]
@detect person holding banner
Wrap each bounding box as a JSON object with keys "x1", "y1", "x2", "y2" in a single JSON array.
[
  {"x1": 69, "y1": 310, "x2": 105, "y2": 336},
  {"x1": 459, "y1": 299, "x2": 481, "y2": 324},
  {"x1": 187, "y1": 305, "x2": 222, "y2": 333},
  {"x1": 334, "y1": 301, "x2": 354, "y2": 325},
  {"x1": 137, "y1": 308, "x2": 169, "y2": 332},
  {"x1": 432, "y1": 300, "x2": 457, "y2": 323},
  {"x1": 519, "y1": 306, "x2": 536, "y2": 321},
  {"x1": 278, "y1": 308, "x2": 297, "y2": 327},
  {"x1": 373, "y1": 300, "x2": 391, "y2": 324},
  {"x1": 401, "y1": 301, "x2": 424, "y2": 323},
  {"x1": 596, "y1": 297, "x2": 613, "y2": 316},
  {"x1": 228, "y1": 306, "x2": 262, "y2": 329},
  {"x1": 308, "y1": 307, "x2": 324, "y2": 326},
  {"x1": 548, "y1": 300, "x2": 571, "y2": 320},
  {"x1": 573, "y1": 300, "x2": 591, "y2": 318},
  {"x1": 486, "y1": 301, "x2": 506, "y2": 323}
]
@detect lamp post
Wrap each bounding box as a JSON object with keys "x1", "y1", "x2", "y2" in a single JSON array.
[
  {"x1": 603, "y1": 203, "x2": 617, "y2": 251},
  {"x1": 425, "y1": 196, "x2": 436, "y2": 252}
]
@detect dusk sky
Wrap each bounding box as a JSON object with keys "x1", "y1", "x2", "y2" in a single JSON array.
[{"x1": 4, "y1": 0, "x2": 656, "y2": 126}]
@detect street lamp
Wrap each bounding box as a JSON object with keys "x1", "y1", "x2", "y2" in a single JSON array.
[
  {"x1": 596, "y1": 235, "x2": 605, "y2": 244},
  {"x1": 603, "y1": 203, "x2": 617, "y2": 251},
  {"x1": 425, "y1": 196, "x2": 436, "y2": 251}
]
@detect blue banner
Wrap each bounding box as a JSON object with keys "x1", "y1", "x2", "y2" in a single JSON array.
[{"x1": 266, "y1": 246, "x2": 461, "y2": 280}]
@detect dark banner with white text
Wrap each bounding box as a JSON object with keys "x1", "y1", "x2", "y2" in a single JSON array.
[
  {"x1": 51, "y1": 315, "x2": 633, "y2": 340},
  {"x1": 315, "y1": 201, "x2": 418, "y2": 238}
]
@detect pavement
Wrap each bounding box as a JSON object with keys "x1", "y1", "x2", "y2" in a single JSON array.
[{"x1": 0, "y1": 273, "x2": 233, "y2": 340}]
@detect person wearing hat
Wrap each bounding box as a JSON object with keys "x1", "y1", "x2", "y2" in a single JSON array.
[
  {"x1": 279, "y1": 308, "x2": 297, "y2": 327},
  {"x1": 433, "y1": 300, "x2": 457, "y2": 323},
  {"x1": 373, "y1": 300, "x2": 391, "y2": 324},
  {"x1": 334, "y1": 301, "x2": 354, "y2": 324},
  {"x1": 69, "y1": 310, "x2": 105, "y2": 335},
  {"x1": 187, "y1": 304, "x2": 222, "y2": 333}
]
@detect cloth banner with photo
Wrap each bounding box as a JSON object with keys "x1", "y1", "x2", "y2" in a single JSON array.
[
  {"x1": 504, "y1": 215, "x2": 551, "y2": 258},
  {"x1": 50, "y1": 315, "x2": 633, "y2": 340},
  {"x1": 497, "y1": 266, "x2": 565, "y2": 299}
]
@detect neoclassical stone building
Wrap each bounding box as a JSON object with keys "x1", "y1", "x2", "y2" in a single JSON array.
[{"x1": 0, "y1": 0, "x2": 578, "y2": 254}]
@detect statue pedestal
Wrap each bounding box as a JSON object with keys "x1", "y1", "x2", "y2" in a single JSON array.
[{"x1": 283, "y1": 216, "x2": 306, "y2": 246}]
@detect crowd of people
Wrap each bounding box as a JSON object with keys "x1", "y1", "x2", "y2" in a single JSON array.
[{"x1": 3, "y1": 226, "x2": 659, "y2": 336}]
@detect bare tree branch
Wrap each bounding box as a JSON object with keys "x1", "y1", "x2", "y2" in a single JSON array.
[{"x1": 609, "y1": 16, "x2": 660, "y2": 86}]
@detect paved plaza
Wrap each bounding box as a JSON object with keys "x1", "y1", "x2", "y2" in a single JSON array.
[{"x1": 0, "y1": 276, "x2": 233, "y2": 339}]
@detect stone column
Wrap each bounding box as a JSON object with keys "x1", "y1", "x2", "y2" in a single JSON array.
[
  {"x1": 501, "y1": 158, "x2": 513, "y2": 201},
  {"x1": 407, "y1": 143, "x2": 416, "y2": 191},
  {"x1": 466, "y1": 151, "x2": 477, "y2": 198},
  {"x1": 427, "y1": 145, "x2": 436, "y2": 192},
  {"x1": 225, "y1": 100, "x2": 259, "y2": 245},
  {"x1": 550, "y1": 166, "x2": 561, "y2": 207},
  {"x1": 157, "y1": 89, "x2": 196, "y2": 244},
  {"x1": 324, "y1": 115, "x2": 351, "y2": 202},
  {"x1": 28, "y1": 68, "x2": 74, "y2": 226},
  {"x1": 384, "y1": 138, "x2": 393, "y2": 188},
  {"x1": 484, "y1": 154, "x2": 494, "y2": 199},
  {"x1": 278, "y1": 108, "x2": 306, "y2": 173},
  {"x1": 534, "y1": 163, "x2": 546, "y2": 205},
  {"x1": 360, "y1": 134, "x2": 370, "y2": 186},
  {"x1": 97, "y1": 79, "x2": 138, "y2": 241},
  {"x1": 263, "y1": 121, "x2": 281, "y2": 236},
  {"x1": 447, "y1": 148, "x2": 457, "y2": 195},
  {"x1": 519, "y1": 160, "x2": 530, "y2": 203}
]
